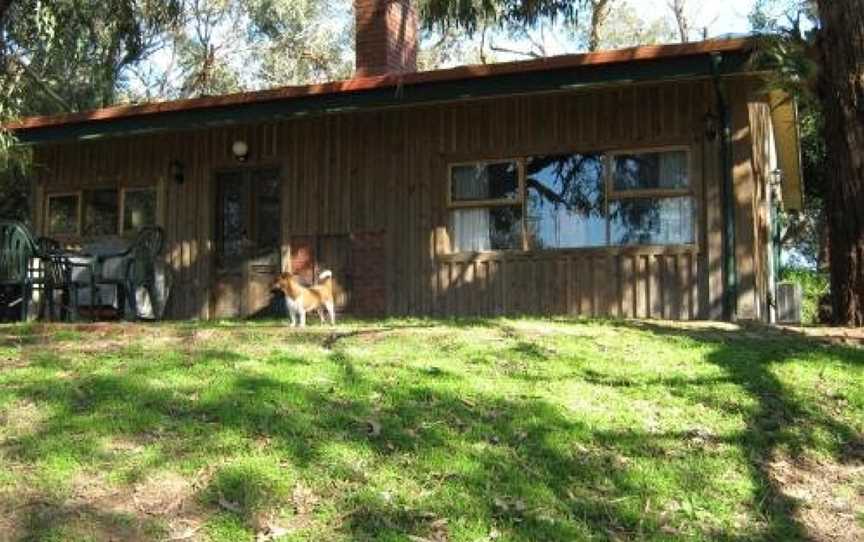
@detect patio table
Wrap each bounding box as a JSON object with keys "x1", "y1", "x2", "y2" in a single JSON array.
[{"x1": 65, "y1": 238, "x2": 134, "y2": 313}]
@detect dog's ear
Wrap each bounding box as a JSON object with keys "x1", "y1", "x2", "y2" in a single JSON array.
[{"x1": 280, "y1": 272, "x2": 290, "y2": 279}]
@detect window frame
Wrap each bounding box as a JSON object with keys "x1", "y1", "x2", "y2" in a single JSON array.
[
  {"x1": 45, "y1": 191, "x2": 82, "y2": 237},
  {"x1": 445, "y1": 145, "x2": 697, "y2": 255},
  {"x1": 446, "y1": 159, "x2": 525, "y2": 209},
  {"x1": 606, "y1": 146, "x2": 693, "y2": 199},
  {"x1": 605, "y1": 146, "x2": 696, "y2": 247}
]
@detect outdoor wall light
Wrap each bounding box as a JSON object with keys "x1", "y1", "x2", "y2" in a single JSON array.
[
  {"x1": 169, "y1": 160, "x2": 185, "y2": 185},
  {"x1": 232, "y1": 140, "x2": 249, "y2": 162},
  {"x1": 703, "y1": 112, "x2": 719, "y2": 141}
]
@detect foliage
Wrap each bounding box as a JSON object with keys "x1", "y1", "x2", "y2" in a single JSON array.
[
  {"x1": 137, "y1": 0, "x2": 354, "y2": 100},
  {"x1": 0, "y1": 319, "x2": 861, "y2": 540},
  {"x1": 749, "y1": 2, "x2": 828, "y2": 270},
  {"x1": 780, "y1": 266, "x2": 829, "y2": 324},
  {"x1": 575, "y1": 0, "x2": 677, "y2": 51},
  {"x1": 1, "y1": 0, "x2": 183, "y2": 114},
  {"x1": 418, "y1": 0, "x2": 583, "y2": 34}
]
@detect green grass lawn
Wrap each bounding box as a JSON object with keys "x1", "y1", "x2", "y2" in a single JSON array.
[{"x1": 0, "y1": 318, "x2": 861, "y2": 541}]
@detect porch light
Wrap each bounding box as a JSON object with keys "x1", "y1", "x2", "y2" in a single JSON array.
[
  {"x1": 169, "y1": 160, "x2": 185, "y2": 185},
  {"x1": 703, "y1": 112, "x2": 719, "y2": 141},
  {"x1": 232, "y1": 140, "x2": 249, "y2": 162}
]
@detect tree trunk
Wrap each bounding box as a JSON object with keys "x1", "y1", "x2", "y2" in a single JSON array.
[
  {"x1": 816, "y1": 0, "x2": 864, "y2": 325},
  {"x1": 669, "y1": 0, "x2": 689, "y2": 43},
  {"x1": 0, "y1": 0, "x2": 12, "y2": 23},
  {"x1": 587, "y1": 0, "x2": 610, "y2": 52}
]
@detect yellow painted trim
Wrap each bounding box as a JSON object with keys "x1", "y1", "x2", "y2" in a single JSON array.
[{"x1": 769, "y1": 91, "x2": 804, "y2": 211}]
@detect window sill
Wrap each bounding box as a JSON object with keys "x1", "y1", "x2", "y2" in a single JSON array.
[{"x1": 438, "y1": 244, "x2": 699, "y2": 263}]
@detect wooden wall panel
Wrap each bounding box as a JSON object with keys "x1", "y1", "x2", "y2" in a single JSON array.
[{"x1": 30, "y1": 77, "x2": 748, "y2": 320}]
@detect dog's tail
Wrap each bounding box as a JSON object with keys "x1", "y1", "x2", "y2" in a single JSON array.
[{"x1": 317, "y1": 270, "x2": 333, "y2": 295}]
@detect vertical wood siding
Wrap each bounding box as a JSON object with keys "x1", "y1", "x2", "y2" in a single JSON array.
[{"x1": 32, "y1": 78, "x2": 750, "y2": 320}]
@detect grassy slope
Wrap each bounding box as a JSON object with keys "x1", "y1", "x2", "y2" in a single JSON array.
[{"x1": 0, "y1": 318, "x2": 861, "y2": 541}]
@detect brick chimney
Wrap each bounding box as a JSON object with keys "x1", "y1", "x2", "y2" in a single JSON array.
[{"x1": 354, "y1": 0, "x2": 418, "y2": 77}]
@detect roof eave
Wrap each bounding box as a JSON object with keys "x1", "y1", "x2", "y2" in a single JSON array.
[{"x1": 11, "y1": 46, "x2": 756, "y2": 144}]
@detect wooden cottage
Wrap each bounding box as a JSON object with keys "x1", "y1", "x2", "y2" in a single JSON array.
[{"x1": 7, "y1": 0, "x2": 803, "y2": 322}]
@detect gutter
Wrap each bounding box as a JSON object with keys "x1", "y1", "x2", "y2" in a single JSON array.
[{"x1": 711, "y1": 52, "x2": 738, "y2": 321}]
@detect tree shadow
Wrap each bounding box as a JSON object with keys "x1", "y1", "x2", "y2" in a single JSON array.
[
  {"x1": 607, "y1": 320, "x2": 864, "y2": 540},
  {"x1": 1, "y1": 321, "x2": 861, "y2": 540}
]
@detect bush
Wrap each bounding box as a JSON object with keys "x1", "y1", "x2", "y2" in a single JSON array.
[{"x1": 780, "y1": 267, "x2": 829, "y2": 325}]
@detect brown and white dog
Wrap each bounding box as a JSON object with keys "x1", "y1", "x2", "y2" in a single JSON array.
[{"x1": 272, "y1": 270, "x2": 336, "y2": 327}]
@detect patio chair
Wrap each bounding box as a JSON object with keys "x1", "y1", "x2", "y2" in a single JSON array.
[
  {"x1": 94, "y1": 226, "x2": 166, "y2": 320},
  {"x1": 0, "y1": 220, "x2": 83, "y2": 321}
]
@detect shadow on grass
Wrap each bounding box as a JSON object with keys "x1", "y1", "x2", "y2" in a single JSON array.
[
  {"x1": 1, "y1": 320, "x2": 861, "y2": 540},
  {"x1": 607, "y1": 320, "x2": 864, "y2": 541},
  {"x1": 0, "y1": 352, "x2": 682, "y2": 540}
]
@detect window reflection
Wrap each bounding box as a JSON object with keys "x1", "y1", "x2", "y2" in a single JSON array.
[
  {"x1": 83, "y1": 189, "x2": 119, "y2": 236},
  {"x1": 609, "y1": 197, "x2": 694, "y2": 245},
  {"x1": 123, "y1": 189, "x2": 157, "y2": 233},
  {"x1": 525, "y1": 153, "x2": 606, "y2": 248},
  {"x1": 451, "y1": 161, "x2": 519, "y2": 202},
  {"x1": 47, "y1": 195, "x2": 79, "y2": 235},
  {"x1": 613, "y1": 150, "x2": 688, "y2": 191},
  {"x1": 254, "y1": 170, "x2": 281, "y2": 252},
  {"x1": 450, "y1": 206, "x2": 522, "y2": 252}
]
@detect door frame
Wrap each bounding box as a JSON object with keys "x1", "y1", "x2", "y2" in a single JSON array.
[{"x1": 209, "y1": 164, "x2": 284, "y2": 318}]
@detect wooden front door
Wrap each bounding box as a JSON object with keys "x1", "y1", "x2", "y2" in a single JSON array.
[{"x1": 212, "y1": 168, "x2": 282, "y2": 319}]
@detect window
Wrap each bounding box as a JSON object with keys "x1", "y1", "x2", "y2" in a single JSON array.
[
  {"x1": 612, "y1": 150, "x2": 689, "y2": 191},
  {"x1": 450, "y1": 161, "x2": 519, "y2": 204},
  {"x1": 122, "y1": 188, "x2": 157, "y2": 233},
  {"x1": 609, "y1": 197, "x2": 694, "y2": 245},
  {"x1": 215, "y1": 168, "x2": 281, "y2": 269},
  {"x1": 252, "y1": 169, "x2": 281, "y2": 251},
  {"x1": 83, "y1": 188, "x2": 119, "y2": 236},
  {"x1": 525, "y1": 153, "x2": 606, "y2": 248},
  {"x1": 448, "y1": 160, "x2": 523, "y2": 252},
  {"x1": 448, "y1": 148, "x2": 694, "y2": 253},
  {"x1": 47, "y1": 193, "x2": 80, "y2": 235},
  {"x1": 608, "y1": 150, "x2": 693, "y2": 246}
]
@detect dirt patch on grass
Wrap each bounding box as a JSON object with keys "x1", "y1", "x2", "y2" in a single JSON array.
[
  {"x1": 769, "y1": 453, "x2": 864, "y2": 541},
  {"x1": 0, "y1": 398, "x2": 46, "y2": 436},
  {"x1": 1, "y1": 469, "x2": 210, "y2": 542}
]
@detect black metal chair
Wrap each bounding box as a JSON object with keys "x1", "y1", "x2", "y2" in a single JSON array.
[{"x1": 0, "y1": 220, "x2": 83, "y2": 321}]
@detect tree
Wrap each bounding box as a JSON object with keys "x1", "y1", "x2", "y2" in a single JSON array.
[
  {"x1": 586, "y1": 0, "x2": 612, "y2": 52},
  {"x1": 749, "y1": 1, "x2": 826, "y2": 271},
  {"x1": 579, "y1": 0, "x2": 677, "y2": 50},
  {"x1": 815, "y1": 0, "x2": 864, "y2": 325},
  {"x1": 419, "y1": 0, "x2": 581, "y2": 34},
  {"x1": 668, "y1": 0, "x2": 690, "y2": 42},
  {"x1": 751, "y1": 0, "x2": 864, "y2": 324}
]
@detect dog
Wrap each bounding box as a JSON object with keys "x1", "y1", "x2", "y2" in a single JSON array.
[{"x1": 272, "y1": 270, "x2": 336, "y2": 327}]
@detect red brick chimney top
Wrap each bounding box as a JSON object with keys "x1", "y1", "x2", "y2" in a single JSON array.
[{"x1": 354, "y1": 0, "x2": 418, "y2": 77}]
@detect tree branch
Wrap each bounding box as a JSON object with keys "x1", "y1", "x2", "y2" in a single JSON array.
[{"x1": 9, "y1": 54, "x2": 75, "y2": 112}]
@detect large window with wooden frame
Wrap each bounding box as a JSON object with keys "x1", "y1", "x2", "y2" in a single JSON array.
[
  {"x1": 45, "y1": 186, "x2": 160, "y2": 238},
  {"x1": 448, "y1": 160, "x2": 524, "y2": 252},
  {"x1": 448, "y1": 147, "x2": 694, "y2": 253}
]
